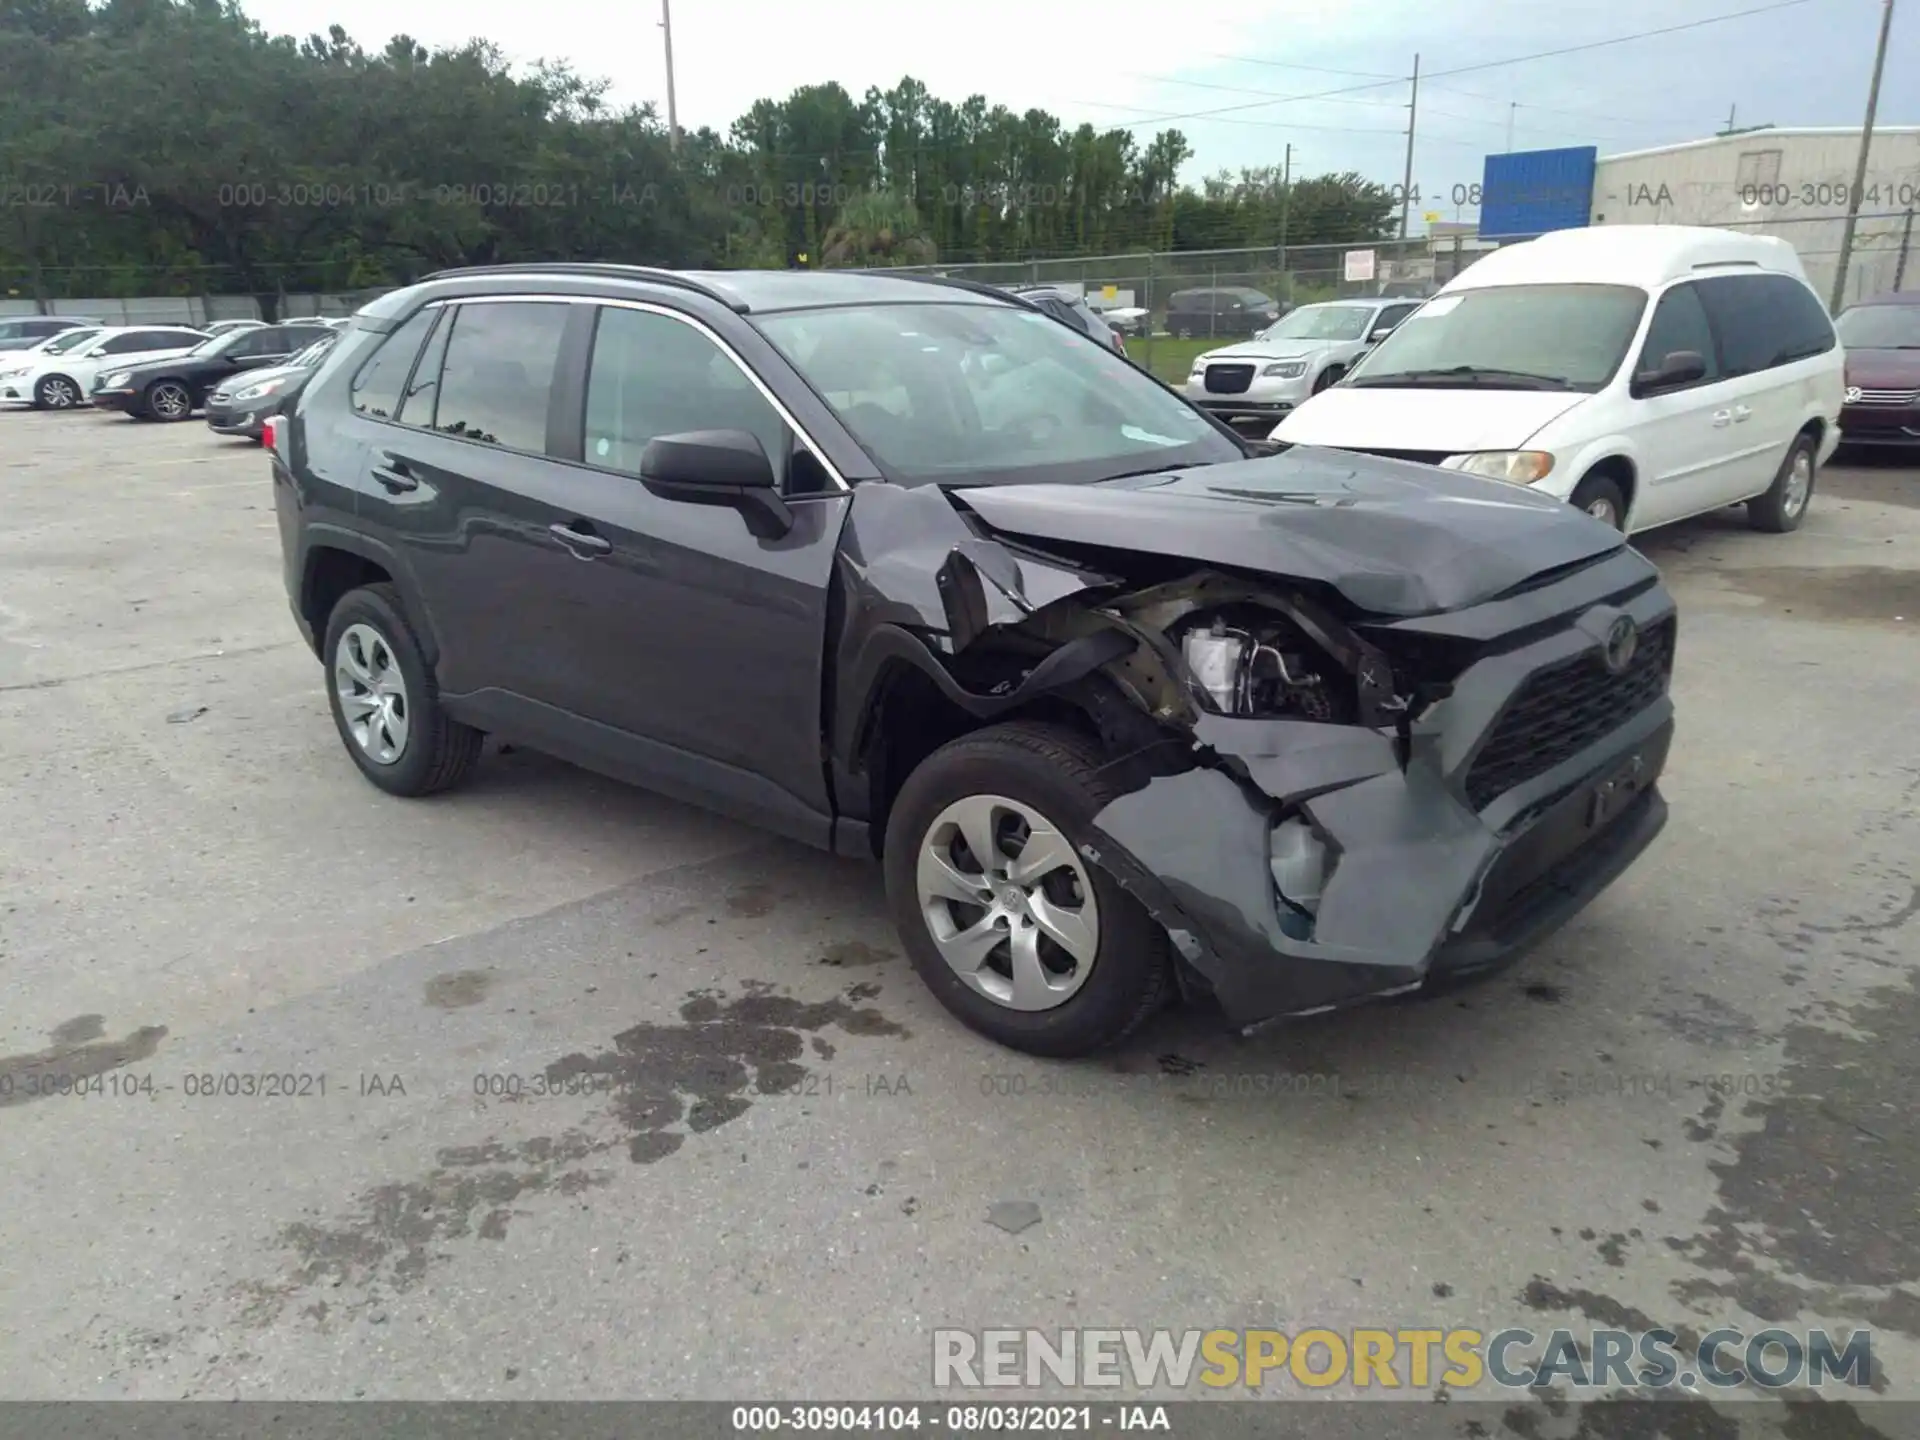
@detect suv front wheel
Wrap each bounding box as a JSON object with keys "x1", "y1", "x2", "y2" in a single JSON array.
[
  {"x1": 883, "y1": 722, "x2": 1173, "y2": 1057},
  {"x1": 322, "y1": 583, "x2": 484, "y2": 797}
]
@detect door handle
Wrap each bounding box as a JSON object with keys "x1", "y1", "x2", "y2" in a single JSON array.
[
  {"x1": 1711, "y1": 410, "x2": 1733, "y2": 428},
  {"x1": 550, "y1": 522, "x2": 611, "y2": 558},
  {"x1": 370, "y1": 460, "x2": 417, "y2": 493},
  {"x1": 1732, "y1": 405, "x2": 1752, "y2": 422}
]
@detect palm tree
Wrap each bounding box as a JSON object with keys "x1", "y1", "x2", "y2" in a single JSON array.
[{"x1": 820, "y1": 190, "x2": 937, "y2": 268}]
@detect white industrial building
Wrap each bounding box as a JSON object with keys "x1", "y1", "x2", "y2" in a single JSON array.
[{"x1": 1587, "y1": 126, "x2": 1920, "y2": 305}]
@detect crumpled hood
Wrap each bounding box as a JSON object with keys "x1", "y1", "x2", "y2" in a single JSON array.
[
  {"x1": 947, "y1": 446, "x2": 1625, "y2": 617},
  {"x1": 1275, "y1": 385, "x2": 1591, "y2": 452}
]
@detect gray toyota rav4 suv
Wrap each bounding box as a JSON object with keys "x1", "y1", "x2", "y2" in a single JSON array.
[{"x1": 273, "y1": 263, "x2": 1676, "y2": 1057}]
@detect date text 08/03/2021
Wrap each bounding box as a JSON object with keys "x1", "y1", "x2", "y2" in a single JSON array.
[{"x1": 730, "y1": 1406, "x2": 1171, "y2": 1433}]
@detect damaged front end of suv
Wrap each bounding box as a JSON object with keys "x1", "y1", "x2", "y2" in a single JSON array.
[{"x1": 829, "y1": 451, "x2": 1675, "y2": 1037}]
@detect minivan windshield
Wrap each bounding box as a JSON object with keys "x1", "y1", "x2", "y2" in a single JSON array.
[
  {"x1": 1347, "y1": 283, "x2": 1648, "y2": 392},
  {"x1": 757, "y1": 302, "x2": 1238, "y2": 485},
  {"x1": 1259, "y1": 304, "x2": 1374, "y2": 344},
  {"x1": 1836, "y1": 304, "x2": 1920, "y2": 349}
]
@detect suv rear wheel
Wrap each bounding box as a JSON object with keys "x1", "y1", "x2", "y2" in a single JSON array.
[
  {"x1": 322, "y1": 583, "x2": 483, "y2": 797},
  {"x1": 883, "y1": 721, "x2": 1173, "y2": 1057}
]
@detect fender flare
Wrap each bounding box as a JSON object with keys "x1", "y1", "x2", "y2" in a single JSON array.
[{"x1": 299, "y1": 523, "x2": 443, "y2": 667}]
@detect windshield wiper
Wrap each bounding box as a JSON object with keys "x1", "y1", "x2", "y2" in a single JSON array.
[{"x1": 1348, "y1": 365, "x2": 1576, "y2": 391}]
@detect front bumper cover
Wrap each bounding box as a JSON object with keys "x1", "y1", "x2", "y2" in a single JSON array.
[{"x1": 1079, "y1": 569, "x2": 1677, "y2": 1032}]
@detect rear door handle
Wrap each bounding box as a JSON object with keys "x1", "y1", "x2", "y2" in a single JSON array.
[
  {"x1": 550, "y1": 522, "x2": 611, "y2": 558},
  {"x1": 1711, "y1": 410, "x2": 1733, "y2": 428},
  {"x1": 370, "y1": 460, "x2": 417, "y2": 493}
]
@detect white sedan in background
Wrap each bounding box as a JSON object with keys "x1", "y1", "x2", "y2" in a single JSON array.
[{"x1": 0, "y1": 324, "x2": 208, "y2": 410}]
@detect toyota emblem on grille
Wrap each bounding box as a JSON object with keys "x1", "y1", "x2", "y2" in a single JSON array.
[
  {"x1": 1601, "y1": 615, "x2": 1639, "y2": 674},
  {"x1": 1845, "y1": 385, "x2": 1862, "y2": 403}
]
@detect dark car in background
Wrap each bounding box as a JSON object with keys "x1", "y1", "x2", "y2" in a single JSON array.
[
  {"x1": 1835, "y1": 290, "x2": 1920, "y2": 454},
  {"x1": 91, "y1": 320, "x2": 336, "y2": 420},
  {"x1": 206, "y1": 332, "x2": 339, "y2": 440},
  {"x1": 0, "y1": 316, "x2": 102, "y2": 352},
  {"x1": 1005, "y1": 284, "x2": 1127, "y2": 354},
  {"x1": 1164, "y1": 286, "x2": 1284, "y2": 340},
  {"x1": 271, "y1": 262, "x2": 1674, "y2": 1059}
]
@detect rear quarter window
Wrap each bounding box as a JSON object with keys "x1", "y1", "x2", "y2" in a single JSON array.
[{"x1": 1697, "y1": 273, "x2": 1835, "y2": 375}]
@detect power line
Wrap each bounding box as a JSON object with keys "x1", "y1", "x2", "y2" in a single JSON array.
[
  {"x1": 1064, "y1": 97, "x2": 1494, "y2": 147},
  {"x1": 1128, "y1": 72, "x2": 1644, "y2": 140},
  {"x1": 1103, "y1": 0, "x2": 1828, "y2": 131}
]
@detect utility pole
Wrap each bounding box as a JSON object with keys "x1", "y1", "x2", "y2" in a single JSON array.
[
  {"x1": 661, "y1": 0, "x2": 680, "y2": 151},
  {"x1": 1278, "y1": 142, "x2": 1293, "y2": 285},
  {"x1": 1721, "y1": 104, "x2": 1736, "y2": 136},
  {"x1": 1399, "y1": 54, "x2": 1420, "y2": 241},
  {"x1": 1832, "y1": 0, "x2": 1896, "y2": 311},
  {"x1": 1506, "y1": 102, "x2": 1516, "y2": 154}
]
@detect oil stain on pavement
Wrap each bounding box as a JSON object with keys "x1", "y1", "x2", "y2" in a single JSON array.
[
  {"x1": 235, "y1": 983, "x2": 906, "y2": 1322},
  {"x1": 547, "y1": 981, "x2": 907, "y2": 1163},
  {"x1": 0, "y1": 1015, "x2": 167, "y2": 1108},
  {"x1": 1666, "y1": 969, "x2": 1920, "y2": 1341}
]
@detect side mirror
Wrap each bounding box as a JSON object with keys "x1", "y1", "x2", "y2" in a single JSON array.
[
  {"x1": 1369, "y1": 326, "x2": 1394, "y2": 343},
  {"x1": 638, "y1": 429, "x2": 792, "y2": 540},
  {"x1": 1632, "y1": 349, "x2": 1706, "y2": 396}
]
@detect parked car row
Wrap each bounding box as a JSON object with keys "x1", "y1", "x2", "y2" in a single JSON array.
[{"x1": 0, "y1": 317, "x2": 349, "y2": 435}]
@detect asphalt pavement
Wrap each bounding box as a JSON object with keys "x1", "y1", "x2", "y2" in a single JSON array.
[{"x1": 1, "y1": 407, "x2": 1916, "y2": 1427}]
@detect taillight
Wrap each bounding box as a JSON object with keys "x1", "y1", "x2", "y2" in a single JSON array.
[{"x1": 261, "y1": 415, "x2": 280, "y2": 450}]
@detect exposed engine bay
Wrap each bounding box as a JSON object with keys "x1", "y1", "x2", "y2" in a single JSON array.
[{"x1": 1171, "y1": 609, "x2": 1346, "y2": 722}]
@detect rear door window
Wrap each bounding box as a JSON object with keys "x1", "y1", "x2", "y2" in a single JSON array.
[
  {"x1": 1696, "y1": 273, "x2": 1835, "y2": 376},
  {"x1": 432, "y1": 300, "x2": 570, "y2": 452}
]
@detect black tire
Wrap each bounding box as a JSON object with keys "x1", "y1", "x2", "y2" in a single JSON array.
[
  {"x1": 1748, "y1": 431, "x2": 1817, "y2": 533},
  {"x1": 1569, "y1": 472, "x2": 1628, "y2": 531},
  {"x1": 321, "y1": 582, "x2": 483, "y2": 798},
  {"x1": 1312, "y1": 366, "x2": 1343, "y2": 394},
  {"x1": 882, "y1": 721, "x2": 1174, "y2": 1058},
  {"x1": 33, "y1": 374, "x2": 80, "y2": 410},
  {"x1": 145, "y1": 379, "x2": 192, "y2": 422}
]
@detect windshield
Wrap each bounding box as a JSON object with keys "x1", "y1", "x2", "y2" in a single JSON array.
[
  {"x1": 756, "y1": 302, "x2": 1237, "y2": 485},
  {"x1": 1836, "y1": 304, "x2": 1920, "y2": 349},
  {"x1": 185, "y1": 329, "x2": 243, "y2": 357},
  {"x1": 41, "y1": 328, "x2": 102, "y2": 355},
  {"x1": 1347, "y1": 283, "x2": 1648, "y2": 392},
  {"x1": 1259, "y1": 305, "x2": 1375, "y2": 344}
]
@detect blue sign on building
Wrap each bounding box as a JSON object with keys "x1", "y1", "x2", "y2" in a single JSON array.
[{"x1": 1479, "y1": 147, "x2": 1598, "y2": 239}]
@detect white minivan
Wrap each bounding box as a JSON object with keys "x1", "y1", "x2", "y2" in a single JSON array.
[{"x1": 1270, "y1": 226, "x2": 1845, "y2": 535}]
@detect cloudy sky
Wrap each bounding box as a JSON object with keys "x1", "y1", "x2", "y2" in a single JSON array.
[{"x1": 236, "y1": 0, "x2": 1914, "y2": 204}]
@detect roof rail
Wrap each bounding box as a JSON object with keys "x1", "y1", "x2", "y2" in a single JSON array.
[
  {"x1": 888, "y1": 274, "x2": 1042, "y2": 310},
  {"x1": 413, "y1": 262, "x2": 748, "y2": 312}
]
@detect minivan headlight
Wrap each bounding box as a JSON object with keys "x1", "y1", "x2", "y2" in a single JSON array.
[
  {"x1": 1261, "y1": 361, "x2": 1308, "y2": 379},
  {"x1": 1443, "y1": 450, "x2": 1555, "y2": 484}
]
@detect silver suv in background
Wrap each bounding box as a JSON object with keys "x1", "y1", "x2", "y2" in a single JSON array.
[
  {"x1": 1181, "y1": 297, "x2": 1422, "y2": 427},
  {"x1": 1005, "y1": 285, "x2": 1127, "y2": 354}
]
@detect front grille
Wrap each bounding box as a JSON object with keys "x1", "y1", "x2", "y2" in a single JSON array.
[
  {"x1": 1204, "y1": 364, "x2": 1255, "y2": 395},
  {"x1": 1464, "y1": 615, "x2": 1675, "y2": 811},
  {"x1": 1852, "y1": 387, "x2": 1920, "y2": 406},
  {"x1": 1345, "y1": 446, "x2": 1452, "y2": 467}
]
